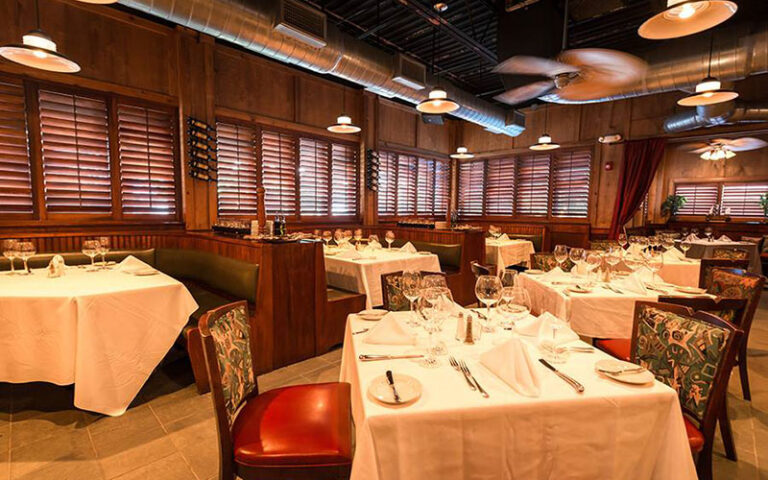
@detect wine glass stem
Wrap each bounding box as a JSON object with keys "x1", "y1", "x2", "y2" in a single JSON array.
[
  {"x1": 91, "y1": 256, "x2": 95, "y2": 268},
  {"x1": 23, "y1": 259, "x2": 28, "y2": 274},
  {"x1": 9, "y1": 259, "x2": 14, "y2": 274},
  {"x1": 427, "y1": 331, "x2": 434, "y2": 363}
]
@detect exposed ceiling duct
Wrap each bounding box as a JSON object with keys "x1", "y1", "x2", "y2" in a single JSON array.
[
  {"x1": 117, "y1": 0, "x2": 525, "y2": 137},
  {"x1": 540, "y1": 23, "x2": 768, "y2": 104},
  {"x1": 664, "y1": 101, "x2": 768, "y2": 133}
]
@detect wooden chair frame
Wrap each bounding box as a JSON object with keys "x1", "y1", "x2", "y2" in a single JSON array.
[{"x1": 469, "y1": 261, "x2": 492, "y2": 278}]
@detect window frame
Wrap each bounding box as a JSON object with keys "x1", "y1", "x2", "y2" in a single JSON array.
[
  {"x1": 672, "y1": 178, "x2": 768, "y2": 220},
  {"x1": 377, "y1": 148, "x2": 451, "y2": 221}
]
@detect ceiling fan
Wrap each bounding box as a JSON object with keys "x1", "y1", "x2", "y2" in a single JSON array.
[
  {"x1": 679, "y1": 137, "x2": 768, "y2": 160},
  {"x1": 492, "y1": 0, "x2": 647, "y2": 106}
]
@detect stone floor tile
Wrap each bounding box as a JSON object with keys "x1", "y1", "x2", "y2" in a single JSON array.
[{"x1": 110, "y1": 452, "x2": 195, "y2": 480}]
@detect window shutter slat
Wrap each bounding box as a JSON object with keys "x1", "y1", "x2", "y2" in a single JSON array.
[
  {"x1": 397, "y1": 154, "x2": 417, "y2": 216},
  {"x1": 552, "y1": 150, "x2": 591, "y2": 218},
  {"x1": 261, "y1": 130, "x2": 297, "y2": 216},
  {"x1": 675, "y1": 183, "x2": 719, "y2": 215},
  {"x1": 434, "y1": 160, "x2": 449, "y2": 217},
  {"x1": 299, "y1": 137, "x2": 330, "y2": 216},
  {"x1": 378, "y1": 151, "x2": 397, "y2": 216},
  {"x1": 39, "y1": 89, "x2": 111, "y2": 213},
  {"x1": 485, "y1": 157, "x2": 514, "y2": 215},
  {"x1": 331, "y1": 143, "x2": 357, "y2": 216},
  {"x1": 416, "y1": 157, "x2": 435, "y2": 215},
  {"x1": 515, "y1": 154, "x2": 550, "y2": 216},
  {"x1": 721, "y1": 183, "x2": 768, "y2": 217},
  {"x1": 0, "y1": 77, "x2": 33, "y2": 214},
  {"x1": 458, "y1": 160, "x2": 485, "y2": 217},
  {"x1": 216, "y1": 122, "x2": 259, "y2": 215}
]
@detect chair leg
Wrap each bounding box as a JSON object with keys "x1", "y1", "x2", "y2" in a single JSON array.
[
  {"x1": 696, "y1": 443, "x2": 714, "y2": 480},
  {"x1": 719, "y1": 402, "x2": 737, "y2": 462},
  {"x1": 739, "y1": 346, "x2": 751, "y2": 401},
  {"x1": 185, "y1": 327, "x2": 210, "y2": 394}
]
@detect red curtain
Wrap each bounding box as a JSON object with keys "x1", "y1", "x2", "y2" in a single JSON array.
[{"x1": 608, "y1": 138, "x2": 667, "y2": 239}]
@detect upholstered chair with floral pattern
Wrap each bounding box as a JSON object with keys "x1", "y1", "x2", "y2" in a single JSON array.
[
  {"x1": 381, "y1": 271, "x2": 446, "y2": 311},
  {"x1": 698, "y1": 258, "x2": 750, "y2": 289},
  {"x1": 199, "y1": 301, "x2": 353, "y2": 480},
  {"x1": 629, "y1": 301, "x2": 742, "y2": 480},
  {"x1": 529, "y1": 253, "x2": 575, "y2": 272}
]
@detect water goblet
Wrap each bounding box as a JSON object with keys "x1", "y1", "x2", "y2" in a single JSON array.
[
  {"x1": 353, "y1": 228, "x2": 363, "y2": 245},
  {"x1": 553, "y1": 244, "x2": 569, "y2": 271},
  {"x1": 501, "y1": 286, "x2": 531, "y2": 330},
  {"x1": 401, "y1": 270, "x2": 422, "y2": 327},
  {"x1": 704, "y1": 226, "x2": 713, "y2": 242},
  {"x1": 82, "y1": 240, "x2": 100, "y2": 272},
  {"x1": 97, "y1": 236, "x2": 111, "y2": 267},
  {"x1": 604, "y1": 246, "x2": 622, "y2": 281},
  {"x1": 569, "y1": 247, "x2": 585, "y2": 275},
  {"x1": 385, "y1": 230, "x2": 395, "y2": 249},
  {"x1": 17, "y1": 241, "x2": 35, "y2": 275},
  {"x1": 322, "y1": 230, "x2": 332, "y2": 247},
  {"x1": 617, "y1": 233, "x2": 628, "y2": 249},
  {"x1": 475, "y1": 275, "x2": 502, "y2": 332},
  {"x1": 585, "y1": 250, "x2": 602, "y2": 284},
  {"x1": 417, "y1": 289, "x2": 446, "y2": 368},
  {"x1": 2, "y1": 239, "x2": 19, "y2": 275}
]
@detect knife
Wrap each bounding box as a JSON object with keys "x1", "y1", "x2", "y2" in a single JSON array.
[
  {"x1": 359, "y1": 354, "x2": 424, "y2": 361},
  {"x1": 385, "y1": 370, "x2": 401, "y2": 403},
  {"x1": 538, "y1": 359, "x2": 585, "y2": 393}
]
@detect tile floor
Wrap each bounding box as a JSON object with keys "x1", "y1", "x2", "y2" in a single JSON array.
[{"x1": 1, "y1": 298, "x2": 767, "y2": 480}]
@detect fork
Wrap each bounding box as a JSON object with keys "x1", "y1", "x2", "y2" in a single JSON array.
[
  {"x1": 459, "y1": 360, "x2": 489, "y2": 398},
  {"x1": 449, "y1": 356, "x2": 476, "y2": 391}
]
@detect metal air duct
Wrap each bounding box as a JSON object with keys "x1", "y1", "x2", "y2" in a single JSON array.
[
  {"x1": 664, "y1": 101, "x2": 768, "y2": 132},
  {"x1": 117, "y1": 0, "x2": 524, "y2": 136}
]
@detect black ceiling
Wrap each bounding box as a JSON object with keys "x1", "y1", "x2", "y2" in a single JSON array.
[{"x1": 303, "y1": 0, "x2": 767, "y2": 104}]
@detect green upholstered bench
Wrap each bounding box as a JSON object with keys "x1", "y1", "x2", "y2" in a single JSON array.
[
  {"x1": 390, "y1": 239, "x2": 463, "y2": 274},
  {"x1": 323, "y1": 287, "x2": 366, "y2": 352},
  {"x1": 508, "y1": 234, "x2": 542, "y2": 253}
]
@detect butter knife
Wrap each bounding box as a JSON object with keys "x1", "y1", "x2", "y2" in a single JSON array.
[
  {"x1": 539, "y1": 359, "x2": 585, "y2": 393},
  {"x1": 385, "y1": 370, "x2": 401, "y2": 403},
  {"x1": 359, "y1": 354, "x2": 424, "y2": 361}
]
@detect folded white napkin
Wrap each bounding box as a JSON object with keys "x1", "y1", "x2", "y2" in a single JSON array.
[
  {"x1": 515, "y1": 314, "x2": 546, "y2": 337},
  {"x1": 498, "y1": 233, "x2": 510, "y2": 241},
  {"x1": 535, "y1": 312, "x2": 580, "y2": 347},
  {"x1": 362, "y1": 314, "x2": 417, "y2": 345},
  {"x1": 336, "y1": 249, "x2": 363, "y2": 260},
  {"x1": 663, "y1": 248, "x2": 685, "y2": 261},
  {"x1": 368, "y1": 240, "x2": 382, "y2": 249},
  {"x1": 480, "y1": 337, "x2": 542, "y2": 397},
  {"x1": 47, "y1": 254, "x2": 66, "y2": 278},
  {"x1": 540, "y1": 266, "x2": 569, "y2": 281},
  {"x1": 718, "y1": 235, "x2": 733, "y2": 242},
  {"x1": 683, "y1": 234, "x2": 699, "y2": 242},
  {"x1": 400, "y1": 242, "x2": 417, "y2": 254},
  {"x1": 118, "y1": 255, "x2": 150, "y2": 273},
  {"x1": 613, "y1": 272, "x2": 648, "y2": 295}
]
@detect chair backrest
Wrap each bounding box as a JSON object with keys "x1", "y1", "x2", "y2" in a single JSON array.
[
  {"x1": 712, "y1": 247, "x2": 749, "y2": 260},
  {"x1": 630, "y1": 301, "x2": 742, "y2": 438},
  {"x1": 698, "y1": 258, "x2": 749, "y2": 288},
  {"x1": 706, "y1": 267, "x2": 765, "y2": 339},
  {"x1": 658, "y1": 295, "x2": 747, "y2": 329},
  {"x1": 380, "y1": 271, "x2": 445, "y2": 311},
  {"x1": 469, "y1": 261, "x2": 492, "y2": 278},
  {"x1": 529, "y1": 253, "x2": 574, "y2": 272}
]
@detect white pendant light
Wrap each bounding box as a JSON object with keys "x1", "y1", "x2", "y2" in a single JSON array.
[
  {"x1": 450, "y1": 146, "x2": 474, "y2": 159},
  {"x1": 678, "y1": 35, "x2": 738, "y2": 107},
  {"x1": 638, "y1": 0, "x2": 737, "y2": 40},
  {"x1": 530, "y1": 105, "x2": 560, "y2": 151},
  {"x1": 327, "y1": 114, "x2": 360, "y2": 134},
  {"x1": 0, "y1": 1, "x2": 80, "y2": 74},
  {"x1": 417, "y1": 88, "x2": 460, "y2": 114}
]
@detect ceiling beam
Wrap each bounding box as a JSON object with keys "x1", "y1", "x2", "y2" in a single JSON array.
[{"x1": 394, "y1": 0, "x2": 498, "y2": 65}]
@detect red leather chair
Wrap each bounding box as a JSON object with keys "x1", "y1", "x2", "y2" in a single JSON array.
[{"x1": 199, "y1": 301, "x2": 352, "y2": 480}]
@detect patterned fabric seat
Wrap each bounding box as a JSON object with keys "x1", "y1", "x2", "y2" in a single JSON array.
[
  {"x1": 711, "y1": 248, "x2": 749, "y2": 260},
  {"x1": 529, "y1": 253, "x2": 575, "y2": 272},
  {"x1": 199, "y1": 302, "x2": 352, "y2": 480},
  {"x1": 381, "y1": 271, "x2": 445, "y2": 311}
]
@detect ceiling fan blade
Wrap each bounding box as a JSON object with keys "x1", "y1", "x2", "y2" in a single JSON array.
[
  {"x1": 713, "y1": 137, "x2": 768, "y2": 151},
  {"x1": 493, "y1": 80, "x2": 555, "y2": 105},
  {"x1": 678, "y1": 142, "x2": 709, "y2": 152},
  {"x1": 493, "y1": 56, "x2": 579, "y2": 77},
  {"x1": 690, "y1": 146, "x2": 713, "y2": 154},
  {"x1": 557, "y1": 49, "x2": 647, "y2": 87}
]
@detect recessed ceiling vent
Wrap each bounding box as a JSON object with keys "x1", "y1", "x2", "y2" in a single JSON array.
[
  {"x1": 275, "y1": 0, "x2": 327, "y2": 48},
  {"x1": 393, "y1": 54, "x2": 426, "y2": 90}
]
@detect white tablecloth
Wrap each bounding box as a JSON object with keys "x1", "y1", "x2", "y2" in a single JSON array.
[
  {"x1": 656, "y1": 259, "x2": 701, "y2": 287},
  {"x1": 0, "y1": 265, "x2": 198, "y2": 416},
  {"x1": 486, "y1": 239, "x2": 535, "y2": 275},
  {"x1": 517, "y1": 273, "x2": 659, "y2": 339},
  {"x1": 325, "y1": 250, "x2": 441, "y2": 308},
  {"x1": 340, "y1": 312, "x2": 697, "y2": 480}
]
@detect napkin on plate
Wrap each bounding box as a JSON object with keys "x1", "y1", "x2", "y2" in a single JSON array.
[
  {"x1": 683, "y1": 233, "x2": 699, "y2": 242},
  {"x1": 118, "y1": 255, "x2": 151, "y2": 273},
  {"x1": 362, "y1": 314, "x2": 417, "y2": 345},
  {"x1": 718, "y1": 235, "x2": 733, "y2": 242},
  {"x1": 540, "y1": 266, "x2": 569, "y2": 282},
  {"x1": 535, "y1": 312, "x2": 580, "y2": 346},
  {"x1": 663, "y1": 248, "x2": 686, "y2": 261},
  {"x1": 400, "y1": 242, "x2": 417, "y2": 254},
  {"x1": 498, "y1": 233, "x2": 510, "y2": 241},
  {"x1": 480, "y1": 337, "x2": 541, "y2": 397},
  {"x1": 336, "y1": 249, "x2": 363, "y2": 260},
  {"x1": 613, "y1": 272, "x2": 648, "y2": 295}
]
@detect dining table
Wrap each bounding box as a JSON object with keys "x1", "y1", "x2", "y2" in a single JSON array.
[
  {"x1": 485, "y1": 237, "x2": 535, "y2": 275},
  {"x1": 0, "y1": 259, "x2": 198, "y2": 416},
  {"x1": 678, "y1": 238, "x2": 762, "y2": 274},
  {"x1": 324, "y1": 247, "x2": 441, "y2": 308},
  {"x1": 339, "y1": 310, "x2": 697, "y2": 480}
]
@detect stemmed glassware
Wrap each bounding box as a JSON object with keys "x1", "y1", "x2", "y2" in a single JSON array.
[
  {"x1": 82, "y1": 240, "x2": 101, "y2": 272},
  {"x1": 546, "y1": 315, "x2": 572, "y2": 364},
  {"x1": 2, "y1": 239, "x2": 19, "y2": 275},
  {"x1": 385, "y1": 230, "x2": 395, "y2": 249},
  {"x1": 353, "y1": 229, "x2": 363, "y2": 245},
  {"x1": 500, "y1": 286, "x2": 531, "y2": 330},
  {"x1": 648, "y1": 235, "x2": 660, "y2": 251},
  {"x1": 16, "y1": 241, "x2": 35, "y2": 275},
  {"x1": 569, "y1": 247, "x2": 585, "y2": 275},
  {"x1": 417, "y1": 288, "x2": 447, "y2": 368},
  {"x1": 97, "y1": 236, "x2": 110, "y2": 268},
  {"x1": 333, "y1": 229, "x2": 344, "y2": 246},
  {"x1": 644, "y1": 249, "x2": 664, "y2": 284},
  {"x1": 553, "y1": 244, "x2": 568, "y2": 271},
  {"x1": 661, "y1": 235, "x2": 675, "y2": 252},
  {"x1": 475, "y1": 275, "x2": 502, "y2": 332},
  {"x1": 704, "y1": 226, "x2": 713, "y2": 242},
  {"x1": 322, "y1": 230, "x2": 332, "y2": 247},
  {"x1": 623, "y1": 254, "x2": 644, "y2": 274},
  {"x1": 343, "y1": 230, "x2": 354, "y2": 245},
  {"x1": 499, "y1": 268, "x2": 517, "y2": 287},
  {"x1": 680, "y1": 240, "x2": 692, "y2": 260},
  {"x1": 617, "y1": 233, "x2": 628, "y2": 249},
  {"x1": 401, "y1": 270, "x2": 422, "y2": 327},
  {"x1": 604, "y1": 246, "x2": 622, "y2": 281},
  {"x1": 585, "y1": 250, "x2": 602, "y2": 284}
]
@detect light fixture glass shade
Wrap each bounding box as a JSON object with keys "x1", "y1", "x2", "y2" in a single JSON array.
[
  {"x1": 0, "y1": 30, "x2": 80, "y2": 73},
  {"x1": 638, "y1": 0, "x2": 738, "y2": 40},
  {"x1": 530, "y1": 133, "x2": 560, "y2": 151},
  {"x1": 450, "y1": 146, "x2": 475, "y2": 159},
  {"x1": 677, "y1": 76, "x2": 739, "y2": 106},
  {"x1": 700, "y1": 146, "x2": 735, "y2": 160},
  {"x1": 327, "y1": 114, "x2": 361, "y2": 134},
  {"x1": 416, "y1": 88, "x2": 460, "y2": 114}
]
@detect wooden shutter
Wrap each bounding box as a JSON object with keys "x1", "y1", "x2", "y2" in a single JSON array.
[
  {"x1": 378, "y1": 150, "x2": 397, "y2": 216},
  {"x1": 721, "y1": 182, "x2": 768, "y2": 217},
  {"x1": 551, "y1": 150, "x2": 591, "y2": 218},
  {"x1": 39, "y1": 89, "x2": 111, "y2": 213},
  {"x1": 675, "y1": 183, "x2": 718, "y2": 215},
  {"x1": 331, "y1": 142, "x2": 357, "y2": 216},
  {"x1": 117, "y1": 103, "x2": 177, "y2": 216},
  {"x1": 416, "y1": 157, "x2": 435, "y2": 215},
  {"x1": 397, "y1": 153, "x2": 417, "y2": 216},
  {"x1": 216, "y1": 122, "x2": 258, "y2": 216},
  {"x1": 299, "y1": 137, "x2": 330, "y2": 216},
  {"x1": 434, "y1": 160, "x2": 450, "y2": 216},
  {"x1": 485, "y1": 157, "x2": 514, "y2": 215},
  {"x1": 458, "y1": 160, "x2": 484, "y2": 217},
  {"x1": 261, "y1": 130, "x2": 296, "y2": 215},
  {"x1": 515, "y1": 154, "x2": 550, "y2": 216},
  {"x1": 0, "y1": 77, "x2": 33, "y2": 214}
]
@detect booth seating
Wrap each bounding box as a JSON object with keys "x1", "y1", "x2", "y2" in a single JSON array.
[
  {"x1": 322, "y1": 287, "x2": 366, "y2": 353},
  {"x1": 508, "y1": 234, "x2": 543, "y2": 253}
]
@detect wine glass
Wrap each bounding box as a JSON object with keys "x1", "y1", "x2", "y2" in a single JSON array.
[
  {"x1": 385, "y1": 230, "x2": 395, "y2": 249},
  {"x1": 569, "y1": 248, "x2": 585, "y2": 275},
  {"x1": 648, "y1": 235, "x2": 660, "y2": 251},
  {"x1": 417, "y1": 288, "x2": 446, "y2": 368},
  {"x1": 661, "y1": 235, "x2": 675, "y2": 252},
  {"x1": 636, "y1": 236, "x2": 649, "y2": 252},
  {"x1": 344, "y1": 230, "x2": 353, "y2": 245},
  {"x1": 423, "y1": 274, "x2": 447, "y2": 289},
  {"x1": 82, "y1": 240, "x2": 100, "y2": 271},
  {"x1": 617, "y1": 233, "x2": 628, "y2": 249},
  {"x1": 623, "y1": 254, "x2": 644, "y2": 273},
  {"x1": 604, "y1": 246, "x2": 622, "y2": 282},
  {"x1": 499, "y1": 268, "x2": 517, "y2": 287},
  {"x1": 353, "y1": 228, "x2": 363, "y2": 244},
  {"x1": 17, "y1": 241, "x2": 36, "y2": 275},
  {"x1": 553, "y1": 244, "x2": 569, "y2": 271},
  {"x1": 501, "y1": 286, "x2": 531, "y2": 330},
  {"x1": 2, "y1": 239, "x2": 19, "y2": 275},
  {"x1": 704, "y1": 226, "x2": 713, "y2": 242},
  {"x1": 401, "y1": 270, "x2": 422, "y2": 327},
  {"x1": 680, "y1": 240, "x2": 692, "y2": 260},
  {"x1": 475, "y1": 275, "x2": 502, "y2": 332},
  {"x1": 97, "y1": 236, "x2": 110, "y2": 267},
  {"x1": 585, "y1": 250, "x2": 602, "y2": 284},
  {"x1": 546, "y1": 315, "x2": 571, "y2": 364},
  {"x1": 322, "y1": 230, "x2": 332, "y2": 247},
  {"x1": 691, "y1": 227, "x2": 699, "y2": 238},
  {"x1": 644, "y1": 249, "x2": 664, "y2": 284}
]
